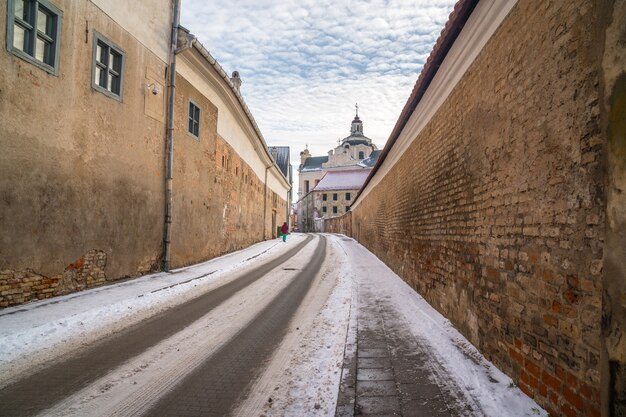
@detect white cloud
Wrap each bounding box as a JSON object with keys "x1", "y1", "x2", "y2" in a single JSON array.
[{"x1": 180, "y1": 0, "x2": 456, "y2": 198}]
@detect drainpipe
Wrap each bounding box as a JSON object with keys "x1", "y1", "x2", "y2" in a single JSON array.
[{"x1": 162, "y1": 0, "x2": 181, "y2": 272}]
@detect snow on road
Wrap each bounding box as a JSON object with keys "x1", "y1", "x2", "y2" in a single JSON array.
[
  {"x1": 0, "y1": 233, "x2": 546, "y2": 417},
  {"x1": 0, "y1": 234, "x2": 308, "y2": 386}
]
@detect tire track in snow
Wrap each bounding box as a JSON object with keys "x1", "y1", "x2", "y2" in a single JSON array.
[
  {"x1": 0, "y1": 236, "x2": 313, "y2": 417},
  {"x1": 143, "y1": 235, "x2": 327, "y2": 417}
]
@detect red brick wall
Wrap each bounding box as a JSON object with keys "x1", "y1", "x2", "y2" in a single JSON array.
[{"x1": 346, "y1": 1, "x2": 606, "y2": 416}]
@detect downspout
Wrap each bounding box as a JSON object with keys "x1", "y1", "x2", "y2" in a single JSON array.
[{"x1": 162, "y1": 0, "x2": 181, "y2": 272}]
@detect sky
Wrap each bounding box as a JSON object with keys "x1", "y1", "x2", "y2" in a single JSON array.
[{"x1": 180, "y1": 0, "x2": 457, "y2": 196}]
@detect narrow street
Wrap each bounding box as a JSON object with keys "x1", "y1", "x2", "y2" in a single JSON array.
[{"x1": 0, "y1": 234, "x2": 544, "y2": 417}]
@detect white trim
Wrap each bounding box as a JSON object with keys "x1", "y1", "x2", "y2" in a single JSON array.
[
  {"x1": 352, "y1": 0, "x2": 517, "y2": 209},
  {"x1": 176, "y1": 52, "x2": 290, "y2": 197}
]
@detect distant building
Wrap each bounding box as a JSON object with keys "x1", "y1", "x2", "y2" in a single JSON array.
[
  {"x1": 297, "y1": 108, "x2": 379, "y2": 231},
  {"x1": 300, "y1": 169, "x2": 371, "y2": 232}
]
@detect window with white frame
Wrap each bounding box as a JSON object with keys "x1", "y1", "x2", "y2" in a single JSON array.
[
  {"x1": 7, "y1": 0, "x2": 63, "y2": 74},
  {"x1": 92, "y1": 31, "x2": 124, "y2": 100}
]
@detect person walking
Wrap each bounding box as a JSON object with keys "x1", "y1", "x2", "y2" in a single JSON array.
[{"x1": 281, "y1": 222, "x2": 289, "y2": 242}]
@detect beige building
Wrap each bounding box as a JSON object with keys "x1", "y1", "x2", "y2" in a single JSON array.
[
  {"x1": 299, "y1": 169, "x2": 370, "y2": 232},
  {"x1": 296, "y1": 110, "x2": 379, "y2": 231},
  {"x1": 0, "y1": 0, "x2": 290, "y2": 307}
]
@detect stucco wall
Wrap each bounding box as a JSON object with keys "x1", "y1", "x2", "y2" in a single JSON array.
[
  {"x1": 89, "y1": 0, "x2": 173, "y2": 62},
  {"x1": 170, "y1": 75, "x2": 287, "y2": 266},
  {"x1": 343, "y1": 1, "x2": 616, "y2": 416},
  {"x1": 0, "y1": 0, "x2": 289, "y2": 307},
  {"x1": 176, "y1": 54, "x2": 288, "y2": 199},
  {"x1": 0, "y1": 0, "x2": 168, "y2": 305}
]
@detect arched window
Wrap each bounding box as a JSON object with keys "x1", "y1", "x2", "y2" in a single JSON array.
[{"x1": 358, "y1": 151, "x2": 365, "y2": 159}]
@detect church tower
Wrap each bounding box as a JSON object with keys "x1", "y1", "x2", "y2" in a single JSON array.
[{"x1": 350, "y1": 105, "x2": 363, "y2": 136}]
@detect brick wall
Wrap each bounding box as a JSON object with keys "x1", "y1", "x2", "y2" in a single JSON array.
[{"x1": 340, "y1": 1, "x2": 610, "y2": 416}]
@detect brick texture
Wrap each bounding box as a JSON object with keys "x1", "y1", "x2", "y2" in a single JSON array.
[{"x1": 327, "y1": 1, "x2": 605, "y2": 416}]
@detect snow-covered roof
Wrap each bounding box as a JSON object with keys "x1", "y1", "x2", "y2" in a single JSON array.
[
  {"x1": 358, "y1": 150, "x2": 381, "y2": 168},
  {"x1": 313, "y1": 169, "x2": 371, "y2": 191}
]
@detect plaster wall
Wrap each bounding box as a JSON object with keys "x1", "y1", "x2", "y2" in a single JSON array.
[
  {"x1": 0, "y1": 0, "x2": 168, "y2": 305},
  {"x1": 176, "y1": 55, "x2": 289, "y2": 198},
  {"x1": 89, "y1": 0, "x2": 172, "y2": 62},
  {"x1": 170, "y1": 75, "x2": 287, "y2": 266}
]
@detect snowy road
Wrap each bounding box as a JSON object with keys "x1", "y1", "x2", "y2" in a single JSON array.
[{"x1": 0, "y1": 234, "x2": 545, "y2": 417}]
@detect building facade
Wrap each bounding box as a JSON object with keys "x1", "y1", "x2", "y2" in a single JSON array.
[
  {"x1": 296, "y1": 110, "x2": 379, "y2": 231},
  {"x1": 299, "y1": 169, "x2": 370, "y2": 232},
  {"x1": 0, "y1": 0, "x2": 290, "y2": 307}
]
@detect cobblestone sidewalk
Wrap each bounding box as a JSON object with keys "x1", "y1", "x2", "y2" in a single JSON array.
[{"x1": 336, "y1": 279, "x2": 478, "y2": 417}]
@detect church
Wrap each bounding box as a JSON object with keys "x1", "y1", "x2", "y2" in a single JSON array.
[{"x1": 296, "y1": 107, "x2": 380, "y2": 231}]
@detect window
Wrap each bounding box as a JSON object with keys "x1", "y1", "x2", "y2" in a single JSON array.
[
  {"x1": 188, "y1": 100, "x2": 200, "y2": 137},
  {"x1": 333, "y1": 193, "x2": 338, "y2": 201},
  {"x1": 359, "y1": 151, "x2": 365, "y2": 159},
  {"x1": 322, "y1": 193, "x2": 327, "y2": 201},
  {"x1": 315, "y1": 180, "x2": 320, "y2": 186},
  {"x1": 346, "y1": 192, "x2": 351, "y2": 200},
  {"x1": 92, "y1": 31, "x2": 125, "y2": 100},
  {"x1": 346, "y1": 206, "x2": 350, "y2": 212},
  {"x1": 322, "y1": 206, "x2": 327, "y2": 213},
  {"x1": 7, "y1": 0, "x2": 63, "y2": 74},
  {"x1": 305, "y1": 180, "x2": 309, "y2": 193},
  {"x1": 333, "y1": 206, "x2": 338, "y2": 214}
]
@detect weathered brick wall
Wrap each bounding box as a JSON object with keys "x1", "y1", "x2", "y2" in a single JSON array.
[
  {"x1": 0, "y1": 250, "x2": 123, "y2": 307},
  {"x1": 325, "y1": 212, "x2": 351, "y2": 236},
  {"x1": 171, "y1": 75, "x2": 287, "y2": 267},
  {"x1": 348, "y1": 1, "x2": 609, "y2": 416}
]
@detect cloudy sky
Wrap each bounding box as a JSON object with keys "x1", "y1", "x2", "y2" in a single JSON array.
[{"x1": 180, "y1": 0, "x2": 456, "y2": 190}]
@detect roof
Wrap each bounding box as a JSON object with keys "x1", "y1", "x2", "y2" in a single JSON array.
[
  {"x1": 301, "y1": 156, "x2": 329, "y2": 171},
  {"x1": 313, "y1": 169, "x2": 372, "y2": 191},
  {"x1": 269, "y1": 146, "x2": 290, "y2": 179},
  {"x1": 356, "y1": 0, "x2": 478, "y2": 203},
  {"x1": 359, "y1": 150, "x2": 381, "y2": 168}
]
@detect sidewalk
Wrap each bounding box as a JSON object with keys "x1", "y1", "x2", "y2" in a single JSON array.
[
  {"x1": 336, "y1": 280, "x2": 473, "y2": 417},
  {"x1": 333, "y1": 235, "x2": 547, "y2": 417}
]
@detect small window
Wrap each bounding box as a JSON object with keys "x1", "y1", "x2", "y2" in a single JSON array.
[
  {"x1": 188, "y1": 100, "x2": 200, "y2": 137},
  {"x1": 333, "y1": 193, "x2": 338, "y2": 201},
  {"x1": 322, "y1": 193, "x2": 327, "y2": 201},
  {"x1": 346, "y1": 192, "x2": 351, "y2": 200},
  {"x1": 7, "y1": 0, "x2": 63, "y2": 74},
  {"x1": 322, "y1": 206, "x2": 327, "y2": 213},
  {"x1": 92, "y1": 31, "x2": 125, "y2": 100},
  {"x1": 333, "y1": 206, "x2": 338, "y2": 214},
  {"x1": 346, "y1": 206, "x2": 350, "y2": 212},
  {"x1": 359, "y1": 151, "x2": 365, "y2": 159},
  {"x1": 305, "y1": 180, "x2": 310, "y2": 193}
]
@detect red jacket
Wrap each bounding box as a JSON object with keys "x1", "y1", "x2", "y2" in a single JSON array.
[{"x1": 281, "y1": 224, "x2": 289, "y2": 234}]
